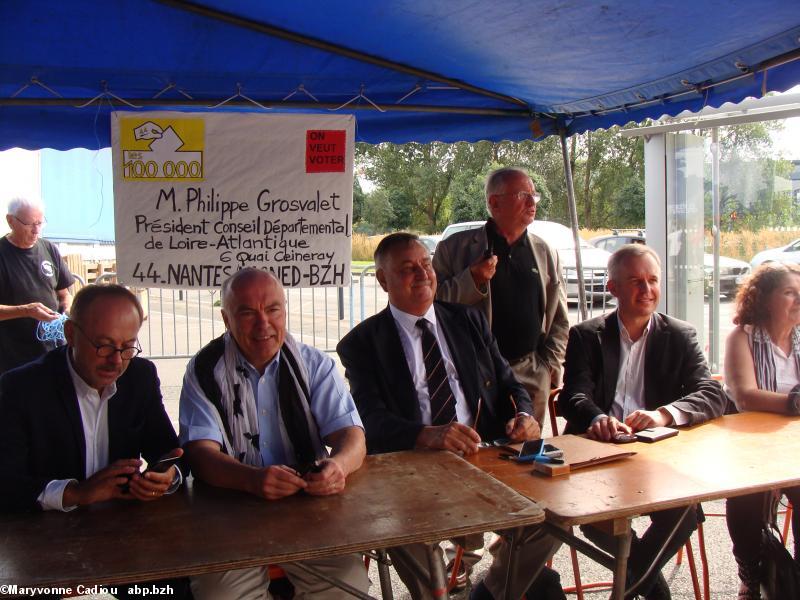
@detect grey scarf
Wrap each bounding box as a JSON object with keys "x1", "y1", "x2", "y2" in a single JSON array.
[
  {"x1": 750, "y1": 326, "x2": 800, "y2": 392},
  {"x1": 210, "y1": 332, "x2": 326, "y2": 466}
]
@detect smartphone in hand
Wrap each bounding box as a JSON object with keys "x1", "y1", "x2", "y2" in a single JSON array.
[
  {"x1": 297, "y1": 461, "x2": 324, "y2": 477},
  {"x1": 144, "y1": 454, "x2": 181, "y2": 474}
]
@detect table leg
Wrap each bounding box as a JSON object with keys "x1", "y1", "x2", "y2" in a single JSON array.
[
  {"x1": 612, "y1": 528, "x2": 633, "y2": 600},
  {"x1": 424, "y1": 544, "x2": 449, "y2": 599},
  {"x1": 375, "y1": 549, "x2": 394, "y2": 600},
  {"x1": 501, "y1": 529, "x2": 519, "y2": 600}
]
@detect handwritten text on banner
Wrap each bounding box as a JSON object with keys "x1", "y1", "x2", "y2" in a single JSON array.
[{"x1": 111, "y1": 112, "x2": 354, "y2": 289}]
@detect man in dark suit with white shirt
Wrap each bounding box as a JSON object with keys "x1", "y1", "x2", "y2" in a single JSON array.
[
  {"x1": 337, "y1": 232, "x2": 564, "y2": 600},
  {"x1": 560, "y1": 244, "x2": 728, "y2": 600},
  {"x1": 0, "y1": 283, "x2": 186, "y2": 597},
  {"x1": 0, "y1": 283, "x2": 182, "y2": 513}
]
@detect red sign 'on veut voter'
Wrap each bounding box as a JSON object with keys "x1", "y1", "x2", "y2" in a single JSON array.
[{"x1": 306, "y1": 130, "x2": 346, "y2": 173}]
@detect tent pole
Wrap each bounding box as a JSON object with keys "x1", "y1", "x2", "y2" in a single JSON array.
[
  {"x1": 559, "y1": 130, "x2": 588, "y2": 320},
  {"x1": 709, "y1": 127, "x2": 721, "y2": 372},
  {"x1": 0, "y1": 97, "x2": 529, "y2": 117}
]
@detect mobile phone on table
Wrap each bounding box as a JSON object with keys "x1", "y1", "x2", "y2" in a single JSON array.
[
  {"x1": 507, "y1": 440, "x2": 565, "y2": 464},
  {"x1": 635, "y1": 427, "x2": 679, "y2": 443},
  {"x1": 519, "y1": 440, "x2": 564, "y2": 459}
]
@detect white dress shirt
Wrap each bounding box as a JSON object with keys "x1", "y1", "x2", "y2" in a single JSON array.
[
  {"x1": 608, "y1": 313, "x2": 687, "y2": 425},
  {"x1": 37, "y1": 354, "x2": 116, "y2": 511},
  {"x1": 389, "y1": 303, "x2": 473, "y2": 426},
  {"x1": 38, "y1": 352, "x2": 180, "y2": 511}
]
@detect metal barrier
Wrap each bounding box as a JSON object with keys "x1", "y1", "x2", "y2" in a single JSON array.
[
  {"x1": 126, "y1": 266, "x2": 387, "y2": 359},
  {"x1": 562, "y1": 267, "x2": 614, "y2": 319},
  {"x1": 86, "y1": 266, "x2": 611, "y2": 359}
]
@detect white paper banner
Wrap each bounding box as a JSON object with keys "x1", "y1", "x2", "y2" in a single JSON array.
[{"x1": 111, "y1": 112, "x2": 354, "y2": 289}]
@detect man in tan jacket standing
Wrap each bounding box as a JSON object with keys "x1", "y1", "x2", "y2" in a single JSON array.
[{"x1": 433, "y1": 167, "x2": 569, "y2": 427}]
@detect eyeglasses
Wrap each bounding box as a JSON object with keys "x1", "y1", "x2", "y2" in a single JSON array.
[
  {"x1": 12, "y1": 215, "x2": 47, "y2": 229},
  {"x1": 495, "y1": 191, "x2": 541, "y2": 205},
  {"x1": 71, "y1": 321, "x2": 142, "y2": 360}
]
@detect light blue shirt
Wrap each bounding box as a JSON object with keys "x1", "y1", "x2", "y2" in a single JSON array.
[{"x1": 179, "y1": 341, "x2": 363, "y2": 467}]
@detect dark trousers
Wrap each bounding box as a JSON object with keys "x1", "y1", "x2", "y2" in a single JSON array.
[
  {"x1": 726, "y1": 487, "x2": 800, "y2": 569},
  {"x1": 580, "y1": 505, "x2": 698, "y2": 598}
]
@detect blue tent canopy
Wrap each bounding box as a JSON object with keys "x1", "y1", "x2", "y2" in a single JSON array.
[{"x1": 1, "y1": 0, "x2": 799, "y2": 149}]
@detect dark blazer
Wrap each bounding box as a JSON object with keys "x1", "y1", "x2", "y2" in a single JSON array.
[
  {"x1": 336, "y1": 301, "x2": 533, "y2": 454},
  {"x1": 560, "y1": 311, "x2": 728, "y2": 434},
  {"x1": 433, "y1": 224, "x2": 569, "y2": 393},
  {"x1": 0, "y1": 346, "x2": 179, "y2": 512}
]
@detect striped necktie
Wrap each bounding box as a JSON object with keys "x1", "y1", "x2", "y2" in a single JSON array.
[{"x1": 416, "y1": 319, "x2": 457, "y2": 426}]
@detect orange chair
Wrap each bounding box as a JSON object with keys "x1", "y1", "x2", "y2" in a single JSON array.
[{"x1": 546, "y1": 388, "x2": 703, "y2": 600}]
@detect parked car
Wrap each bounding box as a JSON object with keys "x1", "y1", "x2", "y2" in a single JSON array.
[
  {"x1": 440, "y1": 220, "x2": 612, "y2": 303},
  {"x1": 418, "y1": 234, "x2": 442, "y2": 255},
  {"x1": 589, "y1": 230, "x2": 751, "y2": 297},
  {"x1": 530, "y1": 221, "x2": 612, "y2": 302},
  {"x1": 750, "y1": 238, "x2": 800, "y2": 268},
  {"x1": 440, "y1": 221, "x2": 485, "y2": 240}
]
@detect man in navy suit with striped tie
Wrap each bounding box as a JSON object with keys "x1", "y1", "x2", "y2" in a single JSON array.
[{"x1": 337, "y1": 232, "x2": 565, "y2": 600}]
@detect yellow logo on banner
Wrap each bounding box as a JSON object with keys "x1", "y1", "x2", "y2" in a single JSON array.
[{"x1": 120, "y1": 118, "x2": 204, "y2": 181}]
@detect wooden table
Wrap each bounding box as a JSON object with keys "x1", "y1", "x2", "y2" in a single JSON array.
[
  {"x1": 0, "y1": 450, "x2": 543, "y2": 599},
  {"x1": 468, "y1": 412, "x2": 800, "y2": 599}
]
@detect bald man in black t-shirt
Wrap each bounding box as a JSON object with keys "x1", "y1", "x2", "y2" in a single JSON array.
[{"x1": 0, "y1": 198, "x2": 73, "y2": 374}]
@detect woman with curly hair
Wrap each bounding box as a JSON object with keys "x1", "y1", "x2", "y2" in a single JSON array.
[{"x1": 725, "y1": 262, "x2": 800, "y2": 599}]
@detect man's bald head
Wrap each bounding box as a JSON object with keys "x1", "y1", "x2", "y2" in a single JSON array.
[
  {"x1": 222, "y1": 268, "x2": 283, "y2": 310},
  {"x1": 220, "y1": 268, "x2": 286, "y2": 372}
]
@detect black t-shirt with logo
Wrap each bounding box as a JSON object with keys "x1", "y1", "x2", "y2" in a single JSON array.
[{"x1": 0, "y1": 237, "x2": 74, "y2": 374}]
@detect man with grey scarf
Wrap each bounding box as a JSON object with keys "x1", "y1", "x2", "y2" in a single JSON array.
[{"x1": 179, "y1": 268, "x2": 368, "y2": 600}]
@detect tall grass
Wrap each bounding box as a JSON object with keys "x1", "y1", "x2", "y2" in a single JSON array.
[
  {"x1": 718, "y1": 229, "x2": 800, "y2": 262},
  {"x1": 581, "y1": 228, "x2": 613, "y2": 240},
  {"x1": 582, "y1": 228, "x2": 800, "y2": 262},
  {"x1": 352, "y1": 233, "x2": 384, "y2": 261}
]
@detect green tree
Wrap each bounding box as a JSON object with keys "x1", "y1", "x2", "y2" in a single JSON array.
[
  {"x1": 352, "y1": 178, "x2": 366, "y2": 225},
  {"x1": 449, "y1": 170, "x2": 487, "y2": 223},
  {"x1": 563, "y1": 126, "x2": 645, "y2": 229},
  {"x1": 356, "y1": 188, "x2": 393, "y2": 234},
  {"x1": 357, "y1": 139, "x2": 566, "y2": 232},
  {"x1": 357, "y1": 187, "x2": 417, "y2": 234},
  {"x1": 358, "y1": 142, "x2": 491, "y2": 233},
  {"x1": 612, "y1": 178, "x2": 645, "y2": 226},
  {"x1": 355, "y1": 119, "x2": 792, "y2": 235},
  {"x1": 704, "y1": 121, "x2": 794, "y2": 231}
]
